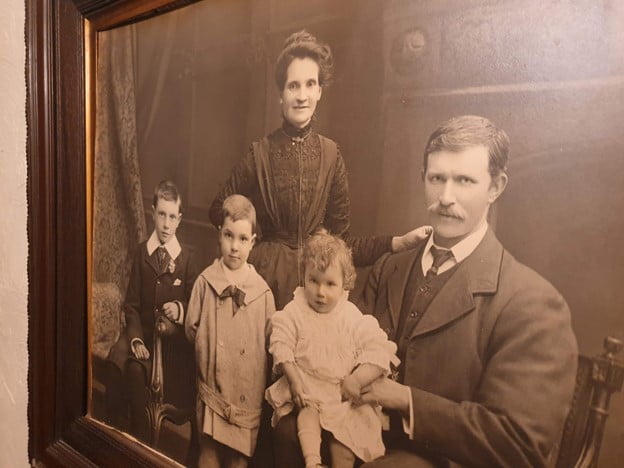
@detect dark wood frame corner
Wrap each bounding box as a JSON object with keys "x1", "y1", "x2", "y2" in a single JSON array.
[{"x1": 27, "y1": 1, "x2": 199, "y2": 466}]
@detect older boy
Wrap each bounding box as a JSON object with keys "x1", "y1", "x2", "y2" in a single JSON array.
[{"x1": 107, "y1": 180, "x2": 199, "y2": 443}]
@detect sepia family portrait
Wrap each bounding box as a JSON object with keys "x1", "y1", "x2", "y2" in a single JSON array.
[{"x1": 86, "y1": 1, "x2": 624, "y2": 466}]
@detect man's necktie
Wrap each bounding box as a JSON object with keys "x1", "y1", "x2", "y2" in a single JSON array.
[
  {"x1": 425, "y1": 246, "x2": 454, "y2": 280},
  {"x1": 219, "y1": 285, "x2": 246, "y2": 309}
]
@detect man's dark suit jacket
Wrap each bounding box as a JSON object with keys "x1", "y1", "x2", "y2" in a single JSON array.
[{"x1": 357, "y1": 228, "x2": 578, "y2": 467}]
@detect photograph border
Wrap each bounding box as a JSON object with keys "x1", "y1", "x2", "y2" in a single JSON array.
[
  {"x1": 26, "y1": 1, "x2": 624, "y2": 466},
  {"x1": 27, "y1": 1, "x2": 200, "y2": 466}
]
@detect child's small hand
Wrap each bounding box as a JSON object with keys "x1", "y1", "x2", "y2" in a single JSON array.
[
  {"x1": 291, "y1": 380, "x2": 310, "y2": 409},
  {"x1": 161, "y1": 301, "x2": 180, "y2": 321},
  {"x1": 132, "y1": 341, "x2": 150, "y2": 360},
  {"x1": 341, "y1": 374, "x2": 362, "y2": 403}
]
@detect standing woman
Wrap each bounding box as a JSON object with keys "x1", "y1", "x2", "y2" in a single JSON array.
[{"x1": 209, "y1": 30, "x2": 425, "y2": 310}]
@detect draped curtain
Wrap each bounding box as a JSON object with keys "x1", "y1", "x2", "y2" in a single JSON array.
[{"x1": 93, "y1": 24, "x2": 146, "y2": 291}]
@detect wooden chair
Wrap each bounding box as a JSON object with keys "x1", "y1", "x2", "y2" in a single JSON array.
[
  {"x1": 555, "y1": 336, "x2": 624, "y2": 468},
  {"x1": 145, "y1": 313, "x2": 198, "y2": 465}
]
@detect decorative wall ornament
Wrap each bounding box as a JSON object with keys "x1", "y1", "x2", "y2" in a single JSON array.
[{"x1": 390, "y1": 28, "x2": 426, "y2": 75}]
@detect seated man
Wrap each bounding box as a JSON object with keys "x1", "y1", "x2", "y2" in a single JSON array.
[{"x1": 274, "y1": 115, "x2": 578, "y2": 467}]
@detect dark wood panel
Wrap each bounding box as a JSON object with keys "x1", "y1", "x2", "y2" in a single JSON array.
[
  {"x1": 27, "y1": 0, "x2": 90, "y2": 463},
  {"x1": 27, "y1": 0, "x2": 58, "y2": 458},
  {"x1": 80, "y1": 0, "x2": 201, "y2": 30},
  {"x1": 27, "y1": 1, "x2": 203, "y2": 465},
  {"x1": 54, "y1": 0, "x2": 88, "y2": 435}
]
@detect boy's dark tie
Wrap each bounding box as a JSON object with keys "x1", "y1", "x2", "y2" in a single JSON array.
[
  {"x1": 157, "y1": 246, "x2": 169, "y2": 272},
  {"x1": 426, "y1": 246, "x2": 454, "y2": 280},
  {"x1": 219, "y1": 285, "x2": 246, "y2": 309}
]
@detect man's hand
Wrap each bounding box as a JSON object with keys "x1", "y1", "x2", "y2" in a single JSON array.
[
  {"x1": 161, "y1": 301, "x2": 180, "y2": 321},
  {"x1": 341, "y1": 374, "x2": 362, "y2": 403},
  {"x1": 132, "y1": 341, "x2": 150, "y2": 360},
  {"x1": 391, "y1": 225, "x2": 433, "y2": 252},
  {"x1": 360, "y1": 377, "x2": 410, "y2": 415}
]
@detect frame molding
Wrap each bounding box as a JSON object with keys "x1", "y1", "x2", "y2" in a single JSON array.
[{"x1": 27, "y1": 1, "x2": 199, "y2": 465}]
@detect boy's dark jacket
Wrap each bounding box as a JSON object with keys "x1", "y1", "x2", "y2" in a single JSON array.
[{"x1": 108, "y1": 239, "x2": 199, "y2": 381}]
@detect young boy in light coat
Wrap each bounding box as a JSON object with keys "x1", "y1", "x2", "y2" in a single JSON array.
[{"x1": 186, "y1": 194, "x2": 275, "y2": 468}]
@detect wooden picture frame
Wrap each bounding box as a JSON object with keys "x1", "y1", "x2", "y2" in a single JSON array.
[
  {"x1": 27, "y1": 0, "x2": 624, "y2": 466},
  {"x1": 27, "y1": 1, "x2": 201, "y2": 466}
]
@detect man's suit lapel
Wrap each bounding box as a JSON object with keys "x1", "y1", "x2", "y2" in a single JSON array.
[
  {"x1": 410, "y1": 228, "x2": 503, "y2": 338},
  {"x1": 386, "y1": 243, "x2": 427, "y2": 331}
]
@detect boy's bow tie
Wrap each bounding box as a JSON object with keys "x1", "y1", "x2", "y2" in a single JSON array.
[{"x1": 219, "y1": 285, "x2": 246, "y2": 308}]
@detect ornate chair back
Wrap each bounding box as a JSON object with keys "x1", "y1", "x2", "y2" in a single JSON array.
[{"x1": 555, "y1": 337, "x2": 624, "y2": 468}]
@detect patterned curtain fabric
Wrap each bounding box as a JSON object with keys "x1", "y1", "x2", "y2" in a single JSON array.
[{"x1": 93, "y1": 25, "x2": 146, "y2": 293}]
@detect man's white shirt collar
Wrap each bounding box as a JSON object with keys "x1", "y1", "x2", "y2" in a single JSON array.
[
  {"x1": 421, "y1": 221, "x2": 489, "y2": 276},
  {"x1": 146, "y1": 231, "x2": 182, "y2": 260}
]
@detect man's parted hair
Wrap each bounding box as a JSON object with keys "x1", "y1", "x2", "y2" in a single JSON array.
[
  {"x1": 222, "y1": 194, "x2": 257, "y2": 234},
  {"x1": 423, "y1": 115, "x2": 510, "y2": 178},
  {"x1": 152, "y1": 179, "x2": 182, "y2": 213},
  {"x1": 302, "y1": 232, "x2": 356, "y2": 290}
]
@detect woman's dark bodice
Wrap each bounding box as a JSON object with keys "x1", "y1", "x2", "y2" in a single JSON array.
[{"x1": 209, "y1": 121, "x2": 391, "y2": 268}]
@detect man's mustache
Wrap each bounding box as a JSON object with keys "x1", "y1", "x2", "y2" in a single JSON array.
[{"x1": 427, "y1": 201, "x2": 466, "y2": 220}]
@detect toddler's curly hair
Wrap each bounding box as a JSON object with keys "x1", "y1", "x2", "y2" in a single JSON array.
[{"x1": 302, "y1": 232, "x2": 356, "y2": 290}]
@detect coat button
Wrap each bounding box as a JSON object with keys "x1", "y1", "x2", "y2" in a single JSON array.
[
  {"x1": 240, "y1": 395, "x2": 246, "y2": 402},
  {"x1": 409, "y1": 311, "x2": 418, "y2": 318},
  {"x1": 240, "y1": 349, "x2": 245, "y2": 355},
  {"x1": 156, "y1": 280, "x2": 161, "y2": 285}
]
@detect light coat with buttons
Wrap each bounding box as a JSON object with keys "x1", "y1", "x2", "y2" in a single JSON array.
[{"x1": 186, "y1": 259, "x2": 276, "y2": 457}]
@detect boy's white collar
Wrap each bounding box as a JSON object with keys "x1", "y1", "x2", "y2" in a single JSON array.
[
  {"x1": 146, "y1": 231, "x2": 182, "y2": 260},
  {"x1": 219, "y1": 257, "x2": 251, "y2": 286}
]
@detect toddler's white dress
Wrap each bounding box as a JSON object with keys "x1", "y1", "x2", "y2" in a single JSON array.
[{"x1": 265, "y1": 287, "x2": 398, "y2": 462}]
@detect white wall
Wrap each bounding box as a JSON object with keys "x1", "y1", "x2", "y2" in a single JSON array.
[{"x1": 0, "y1": 0, "x2": 29, "y2": 465}]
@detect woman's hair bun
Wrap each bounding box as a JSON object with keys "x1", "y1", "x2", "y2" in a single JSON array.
[{"x1": 283, "y1": 30, "x2": 315, "y2": 48}]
